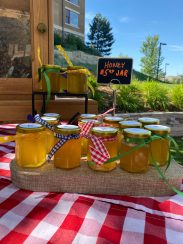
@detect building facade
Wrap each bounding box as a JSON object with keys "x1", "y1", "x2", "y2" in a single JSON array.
[{"x1": 53, "y1": 0, "x2": 85, "y2": 40}]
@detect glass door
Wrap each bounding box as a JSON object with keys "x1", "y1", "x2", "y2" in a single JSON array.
[
  {"x1": 0, "y1": 0, "x2": 32, "y2": 94},
  {"x1": 0, "y1": 0, "x2": 53, "y2": 121}
]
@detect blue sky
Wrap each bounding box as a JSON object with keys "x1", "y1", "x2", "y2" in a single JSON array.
[{"x1": 85, "y1": 0, "x2": 183, "y2": 76}]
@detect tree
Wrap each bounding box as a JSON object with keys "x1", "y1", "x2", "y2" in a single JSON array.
[
  {"x1": 140, "y1": 35, "x2": 164, "y2": 79},
  {"x1": 87, "y1": 13, "x2": 115, "y2": 56}
]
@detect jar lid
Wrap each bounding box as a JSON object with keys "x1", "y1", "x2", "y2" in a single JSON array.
[
  {"x1": 16, "y1": 123, "x2": 45, "y2": 133},
  {"x1": 80, "y1": 119, "x2": 100, "y2": 125},
  {"x1": 43, "y1": 113, "x2": 61, "y2": 120},
  {"x1": 144, "y1": 125, "x2": 171, "y2": 135},
  {"x1": 119, "y1": 120, "x2": 142, "y2": 129},
  {"x1": 92, "y1": 126, "x2": 118, "y2": 137},
  {"x1": 42, "y1": 64, "x2": 61, "y2": 69},
  {"x1": 55, "y1": 124, "x2": 80, "y2": 135},
  {"x1": 80, "y1": 114, "x2": 96, "y2": 119},
  {"x1": 123, "y1": 128, "x2": 151, "y2": 139},
  {"x1": 138, "y1": 117, "x2": 160, "y2": 125},
  {"x1": 103, "y1": 116, "x2": 123, "y2": 124},
  {"x1": 39, "y1": 64, "x2": 67, "y2": 71},
  {"x1": 41, "y1": 116, "x2": 58, "y2": 125}
]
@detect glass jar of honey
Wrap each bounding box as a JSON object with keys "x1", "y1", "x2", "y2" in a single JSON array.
[
  {"x1": 103, "y1": 116, "x2": 124, "y2": 153},
  {"x1": 87, "y1": 126, "x2": 118, "y2": 172},
  {"x1": 43, "y1": 113, "x2": 61, "y2": 121},
  {"x1": 41, "y1": 116, "x2": 59, "y2": 153},
  {"x1": 138, "y1": 117, "x2": 160, "y2": 127},
  {"x1": 144, "y1": 125, "x2": 171, "y2": 166},
  {"x1": 79, "y1": 119, "x2": 100, "y2": 156},
  {"x1": 119, "y1": 120, "x2": 142, "y2": 130},
  {"x1": 120, "y1": 128, "x2": 151, "y2": 173},
  {"x1": 103, "y1": 116, "x2": 123, "y2": 126},
  {"x1": 54, "y1": 125, "x2": 81, "y2": 169},
  {"x1": 16, "y1": 123, "x2": 47, "y2": 168},
  {"x1": 80, "y1": 114, "x2": 97, "y2": 121}
]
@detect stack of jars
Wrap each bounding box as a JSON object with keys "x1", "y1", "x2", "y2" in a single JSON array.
[{"x1": 15, "y1": 114, "x2": 171, "y2": 174}]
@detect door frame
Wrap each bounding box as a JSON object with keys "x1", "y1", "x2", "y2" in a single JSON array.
[{"x1": 0, "y1": 0, "x2": 54, "y2": 96}]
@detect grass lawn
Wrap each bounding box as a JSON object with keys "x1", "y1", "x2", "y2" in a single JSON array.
[{"x1": 171, "y1": 137, "x2": 183, "y2": 166}]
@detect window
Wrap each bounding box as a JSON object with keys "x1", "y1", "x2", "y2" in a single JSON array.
[
  {"x1": 68, "y1": 0, "x2": 79, "y2": 6},
  {"x1": 65, "y1": 9, "x2": 79, "y2": 27}
]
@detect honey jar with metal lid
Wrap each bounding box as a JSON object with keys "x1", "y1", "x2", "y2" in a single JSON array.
[
  {"x1": 145, "y1": 125, "x2": 171, "y2": 166},
  {"x1": 103, "y1": 116, "x2": 124, "y2": 154},
  {"x1": 138, "y1": 117, "x2": 160, "y2": 127},
  {"x1": 79, "y1": 119, "x2": 100, "y2": 156},
  {"x1": 103, "y1": 116, "x2": 123, "y2": 127},
  {"x1": 120, "y1": 128, "x2": 151, "y2": 173},
  {"x1": 16, "y1": 123, "x2": 47, "y2": 168},
  {"x1": 41, "y1": 116, "x2": 59, "y2": 154},
  {"x1": 87, "y1": 126, "x2": 118, "y2": 172},
  {"x1": 43, "y1": 113, "x2": 61, "y2": 121},
  {"x1": 67, "y1": 66, "x2": 88, "y2": 94},
  {"x1": 80, "y1": 114, "x2": 97, "y2": 120},
  {"x1": 119, "y1": 120, "x2": 142, "y2": 130},
  {"x1": 54, "y1": 125, "x2": 81, "y2": 169}
]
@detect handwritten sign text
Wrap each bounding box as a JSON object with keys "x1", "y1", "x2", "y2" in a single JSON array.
[{"x1": 97, "y1": 58, "x2": 133, "y2": 84}]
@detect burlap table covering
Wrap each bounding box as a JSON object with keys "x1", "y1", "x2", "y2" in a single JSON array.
[{"x1": 10, "y1": 160, "x2": 183, "y2": 196}]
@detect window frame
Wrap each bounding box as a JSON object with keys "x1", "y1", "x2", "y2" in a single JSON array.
[
  {"x1": 65, "y1": 8, "x2": 79, "y2": 28},
  {"x1": 65, "y1": 0, "x2": 79, "y2": 7}
]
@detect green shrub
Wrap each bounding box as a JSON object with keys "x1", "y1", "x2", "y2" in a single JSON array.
[
  {"x1": 142, "y1": 81, "x2": 170, "y2": 110},
  {"x1": 172, "y1": 85, "x2": 183, "y2": 110},
  {"x1": 63, "y1": 34, "x2": 85, "y2": 50},
  {"x1": 116, "y1": 82, "x2": 144, "y2": 112},
  {"x1": 54, "y1": 33, "x2": 100, "y2": 56},
  {"x1": 54, "y1": 32, "x2": 62, "y2": 45},
  {"x1": 83, "y1": 45, "x2": 101, "y2": 56}
]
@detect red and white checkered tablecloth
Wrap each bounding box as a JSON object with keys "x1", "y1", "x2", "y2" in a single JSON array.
[{"x1": 0, "y1": 124, "x2": 183, "y2": 244}]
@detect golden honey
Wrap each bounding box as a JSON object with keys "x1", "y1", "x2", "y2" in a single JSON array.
[
  {"x1": 40, "y1": 65, "x2": 67, "y2": 92},
  {"x1": 67, "y1": 66, "x2": 88, "y2": 94},
  {"x1": 79, "y1": 119, "x2": 100, "y2": 156},
  {"x1": 87, "y1": 127, "x2": 118, "y2": 172},
  {"x1": 41, "y1": 116, "x2": 59, "y2": 153},
  {"x1": 54, "y1": 125, "x2": 81, "y2": 169},
  {"x1": 120, "y1": 128, "x2": 151, "y2": 173},
  {"x1": 119, "y1": 120, "x2": 142, "y2": 153},
  {"x1": 144, "y1": 125, "x2": 171, "y2": 166},
  {"x1": 138, "y1": 117, "x2": 160, "y2": 127},
  {"x1": 103, "y1": 116, "x2": 124, "y2": 153},
  {"x1": 16, "y1": 123, "x2": 47, "y2": 168}
]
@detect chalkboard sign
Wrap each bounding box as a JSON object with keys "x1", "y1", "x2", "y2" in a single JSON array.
[{"x1": 97, "y1": 58, "x2": 133, "y2": 84}]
